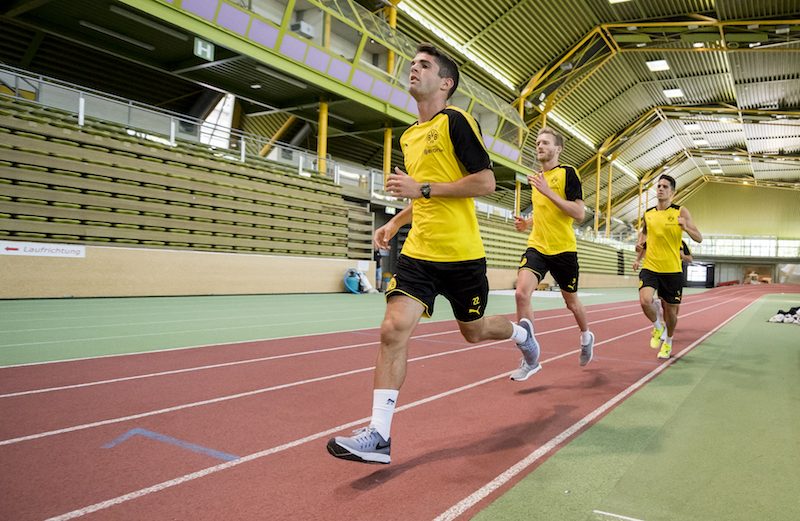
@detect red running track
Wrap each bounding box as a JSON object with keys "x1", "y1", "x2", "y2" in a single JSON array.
[{"x1": 0, "y1": 285, "x2": 787, "y2": 521}]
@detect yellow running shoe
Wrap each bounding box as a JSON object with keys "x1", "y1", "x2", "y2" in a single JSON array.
[
  {"x1": 657, "y1": 341, "x2": 672, "y2": 359},
  {"x1": 650, "y1": 325, "x2": 665, "y2": 348}
]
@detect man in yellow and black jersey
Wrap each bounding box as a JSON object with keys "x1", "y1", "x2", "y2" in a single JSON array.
[
  {"x1": 634, "y1": 240, "x2": 695, "y2": 345},
  {"x1": 512, "y1": 128, "x2": 595, "y2": 378},
  {"x1": 633, "y1": 174, "x2": 702, "y2": 359},
  {"x1": 327, "y1": 43, "x2": 540, "y2": 465}
]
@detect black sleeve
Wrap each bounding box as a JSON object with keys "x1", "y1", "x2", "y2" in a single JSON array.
[
  {"x1": 681, "y1": 241, "x2": 691, "y2": 255},
  {"x1": 444, "y1": 109, "x2": 492, "y2": 174},
  {"x1": 564, "y1": 166, "x2": 583, "y2": 201}
]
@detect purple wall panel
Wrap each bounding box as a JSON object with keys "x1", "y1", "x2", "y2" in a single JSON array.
[
  {"x1": 305, "y1": 47, "x2": 331, "y2": 73},
  {"x1": 248, "y1": 19, "x2": 278, "y2": 48},
  {"x1": 371, "y1": 79, "x2": 391, "y2": 101},
  {"x1": 390, "y1": 88, "x2": 408, "y2": 110},
  {"x1": 217, "y1": 3, "x2": 249, "y2": 35},
  {"x1": 182, "y1": 0, "x2": 217, "y2": 21},
  {"x1": 280, "y1": 34, "x2": 307, "y2": 62},
  {"x1": 351, "y1": 70, "x2": 373, "y2": 92},
  {"x1": 328, "y1": 58, "x2": 351, "y2": 82}
]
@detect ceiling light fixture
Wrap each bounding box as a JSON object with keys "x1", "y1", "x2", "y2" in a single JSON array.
[
  {"x1": 396, "y1": 2, "x2": 516, "y2": 91},
  {"x1": 710, "y1": 168, "x2": 723, "y2": 174},
  {"x1": 546, "y1": 111, "x2": 596, "y2": 150},
  {"x1": 328, "y1": 112, "x2": 355, "y2": 125},
  {"x1": 611, "y1": 160, "x2": 639, "y2": 182},
  {"x1": 609, "y1": 0, "x2": 632, "y2": 4},
  {"x1": 663, "y1": 88, "x2": 685, "y2": 98},
  {"x1": 683, "y1": 123, "x2": 702, "y2": 132},
  {"x1": 694, "y1": 139, "x2": 709, "y2": 146},
  {"x1": 109, "y1": 5, "x2": 188, "y2": 40},
  {"x1": 79, "y1": 20, "x2": 155, "y2": 50},
  {"x1": 693, "y1": 42, "x2": 704, "y2": 48},
  {"x1": 646, "y1": 59, "x2": 670, "y2": 71},
  {"x1": 706, "y1": 159, "x2": 719, "y2": 165},
  {"x1": 255, "y1": 65, "x2": 308, "y2": 89}
]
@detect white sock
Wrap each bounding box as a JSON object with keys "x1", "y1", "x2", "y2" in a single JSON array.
[
  {"x1": 664, "y1": 336, "x2": 673, "y2": 346},
  {"x1": 653, "y1": 318, "x2": 663, "y2": 330},
  {"x1": 511, "y1": 322, "x2": 530, "y2": 344},
  {"x1": 652, "y1": 299, "x2": 664, "y2": 324},
  {"x1": 580, "y1": 330, "x2": 592, "y2": 345},
  {"x1": 370, "y1": 389, "x2": 398, "y2": 440}
]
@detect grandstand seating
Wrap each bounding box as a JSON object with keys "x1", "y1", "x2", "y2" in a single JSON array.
[
  {"x1": 477, "y1": 212, "x2": 636, "y2": 277},
  {"x1": 1, "y1": 96, "x2": 635, "y2": 276},
  {"x1": 0, "y1": 97, "x2": 374, "y2": 259}
]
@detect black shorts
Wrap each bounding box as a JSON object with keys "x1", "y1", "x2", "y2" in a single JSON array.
[
  {"x1": 518, "y1": 248, "x2": 580, "y2": 293},
  {"x1": 639, "y1": 269, "x2": 683, "y2": 304},
  {"x1": 385, "y1": 254, "x2": 489, "y2": 322}
]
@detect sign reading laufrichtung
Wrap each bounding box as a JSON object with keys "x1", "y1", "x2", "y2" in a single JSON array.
[{"x1": 0, "y1": 241, "x2": 86, "y2": 258}]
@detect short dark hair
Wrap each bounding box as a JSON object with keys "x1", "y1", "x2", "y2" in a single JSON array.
[
  {"x1": 659, "y1": 174, "x2": 676, "y2": 190},
  {"x1": 416, "y1": 42, "x2": 459, "y2": 99},
  {"x1": 537, "y1": 127, "x2": 564, "y2": 147}
]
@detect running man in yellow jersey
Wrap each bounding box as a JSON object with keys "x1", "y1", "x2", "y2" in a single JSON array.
[
  {"x1": 511, "y1": 128, "x2": 595, "y2": 379},
  {"x1": 326, "y1": 43, "x2": 540, "y2": 465},
  {"x1": 633, "y1": 174, "x2": 702, "y2": 359},
  {"x1": 634, "y1": 240, "x2": 694, "y2": 345}
]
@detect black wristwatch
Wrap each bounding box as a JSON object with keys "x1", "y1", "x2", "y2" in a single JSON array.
[{"x1": 420, "y1": 183, "x2": 431, "y2": 199}]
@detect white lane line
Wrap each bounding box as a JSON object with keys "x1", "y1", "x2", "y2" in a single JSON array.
[
  {"x1": 39, "y1": 338, "x2": 622, "y2": 521},
  {"x1": 0, "y1": 291, "x2": 739, "y2": 396},
  {"x1": 593, "y1": 510, "x2": 646, "y2": 521},
  {"x1": 0, "y1": 315, "x2": 383, "y2": 348},
  {"x1": 40, "y1": 296, "x2": 749, "y2": 521},
  {"x1": 1, "y1": 302, "x2": 637, "y2": 346},
  {"x1": 1, "y1": 305, "x2": 644, "y2": 398},
  {"x1": 432, "y1": 297, "x2": 755, "y2": 521},
  {"x1": 1, "y1": 307, "x2": 385, "y2": 333},
  {"x1": 2, "y1": 313, "x2": 665, "y2": 447},
  {"x1": 0, "y1": 328, "x2": 461, "y2": 398},
  {"x1": 2, "y1": 289, "x2": 734, "y2": 368}
]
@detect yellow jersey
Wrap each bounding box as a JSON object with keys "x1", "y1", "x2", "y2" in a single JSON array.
[
  {"x1": 642, "y1": 204, "x2": 683, "y2": 273},
  {"x1": 527, "y1": 165, "x2": 583, "y2": 255},
  {"x1": 399, "y1": 106, "x2": 491, "y2": 262}
]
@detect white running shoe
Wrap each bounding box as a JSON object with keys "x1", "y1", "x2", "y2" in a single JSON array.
[
  {"x1": 510, "y1": 318, "x2": 542, "y2": 381},
  {"x1": 326, "y1": 427, "x2": 391, "y2": 464},
  {"x1": 579, "y1": 331, "x2": 595, "y2": 367}
]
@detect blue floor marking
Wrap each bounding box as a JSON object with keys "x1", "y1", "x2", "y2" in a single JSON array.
[{"x1": 102, "y1": 428, "x2": 240, "y2": 462}]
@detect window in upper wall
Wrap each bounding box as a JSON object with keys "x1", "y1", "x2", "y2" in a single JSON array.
[
  {"x1": 249, "y1": 0, "x2": 285, "y2": 25},
  {"x1": 201, "y1": 94, "x2": 235, "y2": 148}
]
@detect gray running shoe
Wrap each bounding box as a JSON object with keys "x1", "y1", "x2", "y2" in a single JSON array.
[
  {"x1": 510, "y1": 357, "x2": 542, "y2": 381},
  {"x1": 326, "y1": 427, "x2": 391, "y2": 464},
  {"x1": 516, "y1": 318, "x2": 540, "y2": 365},
  {"x1": 511, "y1": 318, "x2": 542, "y2": 381},
  {"x1": 579, "y1": 331, "x2": 595, "y2": 367}
]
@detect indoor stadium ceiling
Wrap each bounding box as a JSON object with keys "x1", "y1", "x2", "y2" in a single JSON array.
[
  {"x1": 394, "y1": 0, "x2": 800, "y2": 231},
  {"x1": 0, "y1": 0, "x2": 408, "y2": 174},
  {"x1": 1, "y1": 0, "x2": 799, "y2": 233}
]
